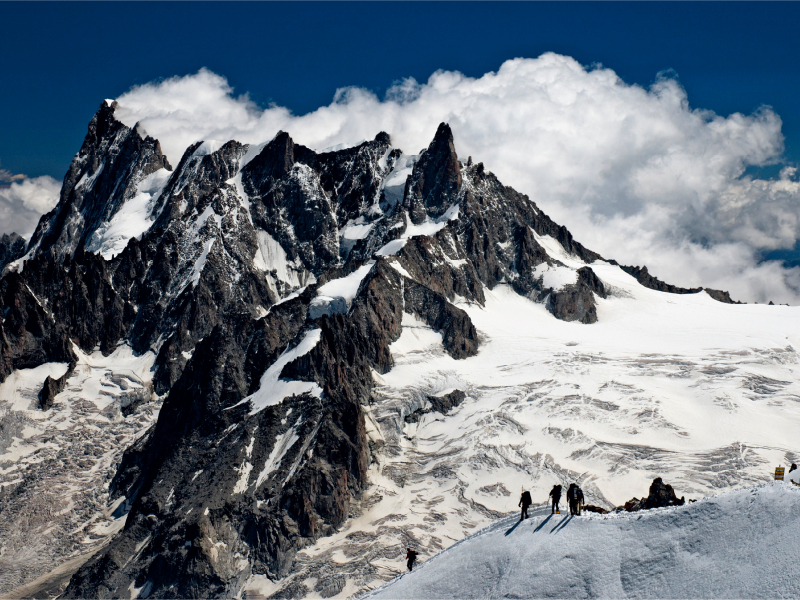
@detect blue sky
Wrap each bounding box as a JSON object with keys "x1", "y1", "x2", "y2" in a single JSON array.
[
  {"x1": 2, "y1": 1, "x2": 800, "y2": 303},
  {"x1": 1, "y1": 1, "x2": 800, "y2": 179}
]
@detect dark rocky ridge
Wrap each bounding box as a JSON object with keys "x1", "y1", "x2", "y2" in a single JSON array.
[
  {"x1": 0, "y1": 232, "x2": 27, "y2": 271},
  {"x1": 620, "y1": 264, "x2": 741, "y2": 304},
  {"x1": 0, "y1": 100, "x2": 743, "y2": 598}
]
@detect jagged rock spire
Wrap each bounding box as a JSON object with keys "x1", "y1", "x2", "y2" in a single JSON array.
[
  {"x1": 405, "y1": 122, "x2": 462, "y2": 224},
  {"x1": 26, "y1": 100, "x2": 171, "y2": 262}
]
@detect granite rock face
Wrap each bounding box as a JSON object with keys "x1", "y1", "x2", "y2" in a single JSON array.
[
  {"x1": 27, "y1": 101, "x2": 171, "y2": 262},
  {"x1": 0, "y1": 233, "x2": 26, "y2": 271},
  {"x1": 0, "y1": 101, "x2": 728, "y2": 598}
]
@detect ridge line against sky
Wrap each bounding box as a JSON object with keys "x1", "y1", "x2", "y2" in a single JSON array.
[{"x1": 1, "y1": 2, "x2": 799, "y2": 304}]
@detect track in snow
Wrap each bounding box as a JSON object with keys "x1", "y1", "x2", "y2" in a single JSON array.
[{"x1": 366, "y1": 483, "x2": 800, "y2": 599}]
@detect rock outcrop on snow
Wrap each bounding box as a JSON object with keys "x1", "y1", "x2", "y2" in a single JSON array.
[
  {"x1": 620, "y1": 264, "x2": 742, "y2": 304},
  {"x1": 621, "y1": 477, "x2": 686, "y2": 512},
  {"x1": 404, "y1": 389, "x2": 467, "y2": 423},
  {"x1": 0, "y1": 100, "x2": 768, "y2": 598}
]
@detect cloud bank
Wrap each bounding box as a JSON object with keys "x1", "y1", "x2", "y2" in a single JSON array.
[
  {"x1": 0, "y1": 163, "x2": 60, "y2": 238},
  {"x1": 113, "y1": 55, "x2": 800, "y2": 303},
  {"x1": 40, "y1": 54, "x2": 800, "y2": 302}
]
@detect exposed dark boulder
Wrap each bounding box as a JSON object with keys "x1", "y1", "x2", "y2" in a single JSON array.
[
  {"x1": 404, "y1": 389, "x2": 467, "y2": 423},
  {"x1": 644, "y1": 477, "x2": 686, "y2": 509},
  {"x1": 428, "y1": 389, "x2": 467, "y2": 414},
  {"x1": 548, "y1": 266, "x2": 607, "y2": 324},
  {"x1": 620, "y1": 477, "x2": 686, "y2": 512},
  {"x1": 38, "y1": 362, "x2": 76, "y2": 410}
]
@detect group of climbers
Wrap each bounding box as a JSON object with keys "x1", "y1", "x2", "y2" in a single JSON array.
[
  {"x1": 405, "y1": 467, "x2": 798, "y2": 574},
  {"x1": 518, "y1": 482, "x2": 585, "y2": 520}
]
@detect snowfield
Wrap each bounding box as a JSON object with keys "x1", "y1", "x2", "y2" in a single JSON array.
[
  {"x1": 245, "y1": 247, "x2": 800, "y2": 599},
  {"x1": 366, "y1": 482, "x2": 800, "y2": 599}
]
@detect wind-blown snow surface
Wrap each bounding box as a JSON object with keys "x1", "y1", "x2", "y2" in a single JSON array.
[
  {"x1": 0, "y1": 345, "x2": 159, "y2": 597},
  {"x1": 366, "y1": 483, "x2": 800, "y2": 599},
  {"x1": 244, "y1": 254, "x2": 800, "y2": 599}
]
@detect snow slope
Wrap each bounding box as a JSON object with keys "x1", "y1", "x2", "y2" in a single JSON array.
[
  {"x1": 367, "y1": 482, "x2": 800, "y2": 599},
  {"x1": 245, "y1": 248, "x2": 800, "y2": 599}
]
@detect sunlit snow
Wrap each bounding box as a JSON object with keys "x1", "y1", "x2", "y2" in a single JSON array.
[
  {"x1": 86, "y1": 168, "x2": 172, "y2": 259},
  {"x1": 234, "y1": 329, "x2": 324, "y2": 415},
  {"x1": 367, "y1": 483, "x2": 800, "y2": 599}
]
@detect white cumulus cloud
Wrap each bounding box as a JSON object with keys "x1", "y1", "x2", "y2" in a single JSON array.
[
  {"x1": 107, "y1": 54, "x2": 800, "y2": 303},
  {"x1": 0, "y1": 175, "x2": 61, "y2": 237}
]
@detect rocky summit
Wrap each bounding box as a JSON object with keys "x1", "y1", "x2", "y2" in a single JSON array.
[{"x1": 0, "y1": 101, "x2": 798, "y2": 600}]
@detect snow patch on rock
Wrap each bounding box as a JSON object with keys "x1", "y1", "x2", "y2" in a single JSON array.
[{"x1": 238, "y1": 329, "x2": 324, "y2": 415}]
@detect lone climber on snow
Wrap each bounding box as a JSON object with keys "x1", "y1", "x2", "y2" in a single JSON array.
[
  {"x1": 519, "y1": 490, "x2": 532, "y2": 520},
  {"x1": 549, "y1": 484, "x2": 562, "y2": 514},
  {"x1": 406, "y1": 548, "x2": 418, "y2": 571}
]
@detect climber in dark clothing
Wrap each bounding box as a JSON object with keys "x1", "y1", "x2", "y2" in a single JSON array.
[
  {"x1": 567, "y1": 483, "x2": 585, "y2": 515},
  {"x1": 406, "y1": 548, "x2": 418, "y2": 571},
  {"x1": 575, "y1": 486, "x2": 584, "y2": 515},
  {"x1": 549, "y1": 484, "x2": 562, "y2": 514},
  {"x1": 519, "y1": 490, "x2": 533, "y2": 520},
  {"x1": 567, "y1": 483, "x2": 577, "y2": 515}
]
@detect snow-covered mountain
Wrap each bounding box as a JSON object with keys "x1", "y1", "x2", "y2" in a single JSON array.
[
  {"x1": 366, "y1": 482, "x2": 800, "y2": 599},
  {"x1": 0, "y1": 100, "x2": 798, "y2": 599}
]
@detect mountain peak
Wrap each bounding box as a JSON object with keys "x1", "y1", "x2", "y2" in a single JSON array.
[
  {"x1": 405, "y1": 122, "x2": 461, "y2": 223},
  {"x1": 432, "y1": 122, "x2": 454, "y2": 146},
  {"x1": 246, "y1": 131, "x2": 296, "y2": 183},
  {"x1": 86, "y1": 99, "x2": 121, "y2": 148}
]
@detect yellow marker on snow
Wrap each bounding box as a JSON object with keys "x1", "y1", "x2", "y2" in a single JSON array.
[{"x1": 775, "y1": 467, "x2": 785, "y2": 481}]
